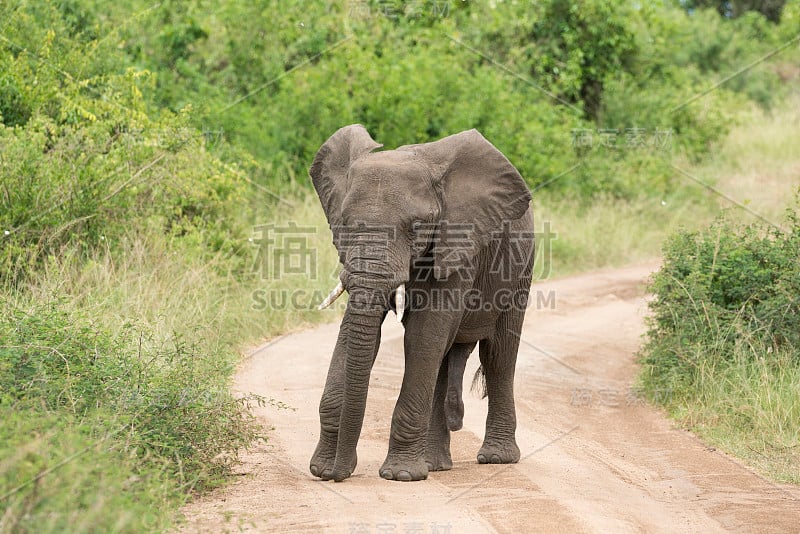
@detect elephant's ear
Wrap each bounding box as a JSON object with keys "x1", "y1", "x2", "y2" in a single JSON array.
[
  {"x1": 309, "y1": 124, "x2": 383, "y2": 235},
  {"x1": 399, "y1": 130, "x2": 531, "y2": 280}
]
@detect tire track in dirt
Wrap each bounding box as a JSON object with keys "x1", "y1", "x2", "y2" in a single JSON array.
[{"x1": 179, "y1": 262, "x2": 799, "y2": 533}]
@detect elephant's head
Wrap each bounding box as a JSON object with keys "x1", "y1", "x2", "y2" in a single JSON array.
[{"x1": 310, "y1": 124, "x2": 530, "y2": 480}]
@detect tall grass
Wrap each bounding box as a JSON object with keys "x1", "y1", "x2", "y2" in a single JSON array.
[
  {"x1": 684, "y1": 342, "x2": 799, "y2": 483},
  {"x1": 669, "y1": 94, "x2": 800, "y2": 224},
  {"x1": 641, "y1": 308, "x2": 800, "y2": 484},
  {"x1": 2, "y1": 1, "x2": 799, "y2": 531},
  {"x1": 537, "y1": 92, "x2": 800, "y2": 279},
  {"x1": 32, "y1": 197, "x2": 343, "y2": 347},
  {"x1": 640, "y1": 204, "x2": 800, "y2": 483},
  {"x1": 0, "y1": 197, "x2": 342, "y2": 533},
  {"x1": 536, "y1": 192, "x2": 709, "y2": 277}
]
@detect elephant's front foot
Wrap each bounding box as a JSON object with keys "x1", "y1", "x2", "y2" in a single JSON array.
[
  {"x1": 379, "y1": 456, "x2": 429, "y2": 481},
  {"x1": 477, "y1": 438, "x2": 520, "y2": 464}
]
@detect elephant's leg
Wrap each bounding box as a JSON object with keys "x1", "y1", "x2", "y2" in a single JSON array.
[
  {"x1": 310, "y1": 324, "x2": 349, "y2": 478},
  {"x1": 476, "y1": 311, "x2": 523, "y2": 465},
  {"x1": 379, "y1": 317, "x2": 453, "y2": 481},
  {"x1": 310, "y1": 315, "x2": 384, "y2": 479},
  {"x1": 426, "y1": 342, "x2": 476, "y2": 472},
  {"x1": 444, "y1": 342, "x2": 474, "y2": 432},
  {"x1": 425, "y1": 355, "x2": 452, "y2": 472}
]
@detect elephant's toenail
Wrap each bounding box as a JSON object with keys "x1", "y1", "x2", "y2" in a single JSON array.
[
  {"x1": 490, "y1": 455, "x2": 502, "y2": 464},
  {"x1": 396, "y1": 470, "x2": 412, "y2": 481},
  {"x1": 477, "y1": 454, "x2": 487, "y2": 464},
  {"x1": 380, "y1": 469, "x2": 393, "y2": 480}
]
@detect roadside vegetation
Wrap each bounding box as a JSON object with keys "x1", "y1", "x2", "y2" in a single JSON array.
[
  {"x1": 1, "y1": 0, "x2": 798, "y2": 531},
  {"x1": 641, "y1": 203, "x2": 800, "y2": 483}
]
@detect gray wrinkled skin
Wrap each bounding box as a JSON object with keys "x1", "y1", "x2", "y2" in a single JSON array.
[{"x1": 308, "y1": 125, "x2": 534, "y2": 482}]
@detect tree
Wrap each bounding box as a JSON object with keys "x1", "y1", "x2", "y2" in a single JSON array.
[
  {"x1": 528, "y1": 0, "x2": 637, "y2": 120},
  {"x1": 687, "y1": 0, "x2": 787, "y2": 23}
]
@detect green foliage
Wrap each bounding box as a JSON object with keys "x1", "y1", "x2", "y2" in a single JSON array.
[
  {"x1": 0, "y1": 298, "x2": 264, "y2": 532},
  {"x1": 645, "y1": 208, "x2": 800, "y2": 376},
  {"x1": 0, "y1": 69, "x2": 31, "y2": 127},
  {"x1": 0, "y1": 2, "x2": 249, "y2": 285},
  {"x1": 686, "y1": 0, "x2": 788, "y2": 23},
  {"x1": 639, "y1": 201, "x2": 800, "y2": 482},
  {"x1": 0, "y1": 113, "x2": 249, "y2": 282},
  {"x1": 90, "y1": 0, "x2": 786, "y2": 199},
  {"x1": 0, "y1": 3, "x2": 260, "y2": 531},
  {"x1": 1, "y1": 0, "x2": 799, "y2": 529},
  {"x1": 0, "y1": 413, "x2": 173, "y2": 533},
  {"x1": 777, "y1": 0, "x2": 800, "y2": 39},
  {"x1": 527, "y1": 0, "x2": 638, "y2": 119}
]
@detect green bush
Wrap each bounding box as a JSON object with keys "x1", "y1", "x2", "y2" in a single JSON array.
[
  {"x1": 87, "y1": 0, "x2": 785, "y2": 199},
  {"x1": 0, "y1": 51, "x2": 249, "y2": 283},
  {"x1": 639, "y1": 200, "x2": 800, "y2": 481},
  {"x1": 0, "y1": 412, "x2": 172, "y2": 533},
  {"x1": 0, "y1": 298, "x2": 263, "y2": 532},
  {"x1": 644, "y1": 206, "x2": 800, "y2": 385},
  {"x1": 0, "y1": 18, "x2": 250, "y2": 282},
  {"x1": 2, "y1": 0, "x2": 798, "y2": 528},
  {"x1": 0, "y1": 4, "x2": 260, "y2": 531}
]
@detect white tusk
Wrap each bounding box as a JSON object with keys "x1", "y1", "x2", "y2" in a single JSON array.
[
  {"x1": 318, "y1": 280, "x2": 344, "y2": 310},
  {"x1": 395, "y1": 284, "x2": 406, "y2": 323}
]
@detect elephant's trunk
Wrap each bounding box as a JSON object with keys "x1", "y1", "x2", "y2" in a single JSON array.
[{"x1": 330, "y1": 288, "x2": 386, "y2": 482}]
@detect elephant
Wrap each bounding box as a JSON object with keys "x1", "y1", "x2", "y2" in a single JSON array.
[{"x1": 308, "y1": 124, "x2": 535, "y2": 482}]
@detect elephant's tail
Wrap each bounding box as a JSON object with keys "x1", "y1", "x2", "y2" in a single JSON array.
[{"x1": 470, "y1": 365, "x2": 487, "y2": 399}]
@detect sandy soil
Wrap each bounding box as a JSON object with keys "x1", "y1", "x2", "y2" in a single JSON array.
[{"x1": 178, "y1": 262, "x2": 799, "y2": 533}]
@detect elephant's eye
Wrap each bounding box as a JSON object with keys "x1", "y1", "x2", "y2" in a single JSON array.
[{"x1": 412, "y1": 220, "x2": 422, "y2": 233}]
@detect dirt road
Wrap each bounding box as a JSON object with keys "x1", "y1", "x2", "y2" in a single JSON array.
[{"x1": 179, "y1": 262, "x2": 800, "y2": 533}]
